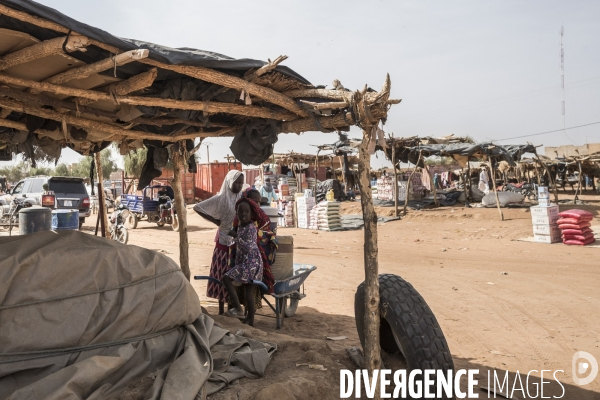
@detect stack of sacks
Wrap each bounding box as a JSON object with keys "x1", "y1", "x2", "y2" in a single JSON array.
[
  {"x1": 317, "y1": 201, "x2": 342, "y2": 231},
  {"x1": 557, "y1": 209, "x2": 595, "y2": 245},
  {"x1": 308, "y1": 204, "x2": 320, "y2": 230}
]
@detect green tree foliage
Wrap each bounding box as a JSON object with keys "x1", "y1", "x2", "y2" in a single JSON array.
[
  {"x1": 124, "y1": 147, "x2": 147, "y2": 178},
  {"x1": 53, "y1": 163, "x2": 70, "y2": 177},
  {"x1": 70, "y1": 149, "x2": 117, "y2": 180}
]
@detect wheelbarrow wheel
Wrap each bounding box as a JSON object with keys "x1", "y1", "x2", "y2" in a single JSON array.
[
  {"x1": 284, "y1": 291, "x2": 300, "y2": 317},
  {"x1": 355, "y1": 274, "x2": 454, "y2": 399},
  {"x1": 126, "y1": 212, "x2": 138, "y2": 229}
]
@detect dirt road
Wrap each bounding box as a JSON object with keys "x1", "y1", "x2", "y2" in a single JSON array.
[{"x1": 83, "y1": 194, "x2": 600, "y2": 399}]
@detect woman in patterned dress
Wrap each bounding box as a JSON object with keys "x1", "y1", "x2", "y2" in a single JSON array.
[
  {"x1": 193, "y1": 170, "x2": 244, "y2": 314},
  {"x1": 223, "y1": 198, "x2": 264, "y2": 326}
]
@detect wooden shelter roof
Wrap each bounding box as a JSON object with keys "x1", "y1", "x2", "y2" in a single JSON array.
[{"x1": 0, "y1": 0, "x2": 398, "y2": 166}]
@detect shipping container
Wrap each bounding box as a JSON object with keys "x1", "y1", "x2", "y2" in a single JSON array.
[{"x1": 195, "y1": 162, "x2": 241, "y2": 200}]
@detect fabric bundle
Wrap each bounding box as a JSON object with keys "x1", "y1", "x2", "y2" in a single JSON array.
[{"x1": 557, "y1": 209, "x2": 595, "y2": 245}]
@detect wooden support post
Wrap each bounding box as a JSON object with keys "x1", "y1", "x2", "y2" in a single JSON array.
[
  {"x1": 466, "y1": 159, "x2": 472, "y2": 202},
  {"x1": 533, "y1": 163, "x2": 541, "y2": 185},
  {"x1": 488, "y1": 156, "x2": 504, "y2": 221},
  {"x1": 171, "y1": 143, "x2": 191, "y2": 281},
  {"x1": 94, "y1": 152, "x2": 109, "y2": 237},
  {"x1": 426, "y1": 165, "x2": 439, "y2": 207},
  {"x1": 260, "y1": 163, "x2": 265, "y2": 188},
  {"x1": 357, "y1": 128, "x2": 381, "y2": 389},
  {"x1": 330, "y1": 157, "x2": 335, "y2": 179},
  {"x1": 404, "y1": 151, "x2": 422, "y2": 216},
  {"x1": 535, "y1": 156, "x2": 559, "y2": 203},
  {"x1": 0, "y1": 35, "x2": 89, "y2": 70},
  {"x1": 338, "y1": 155, "x2": 346, "y2": 190},
  {"x1": 391, "y1": 136, "x2": 398, "y2": 217},
  {"x1": 574, "y1": 161, "x2": 583, "y2": 203}
]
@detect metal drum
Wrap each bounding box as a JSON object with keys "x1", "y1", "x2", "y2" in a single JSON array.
[
  {"x1": 19, "y1": 207, "x2": 52, "y2": 235},
  {"x1": 51, "y1": 209, "x2": 79, "y2": 231}
]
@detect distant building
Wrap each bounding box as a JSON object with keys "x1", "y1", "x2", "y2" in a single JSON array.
[{"x1": 544, "y1": 143, "x2": 600, "y2": 159}]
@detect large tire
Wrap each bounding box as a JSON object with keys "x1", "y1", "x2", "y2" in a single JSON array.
[
  {"x1": 114, "y1": 226, "x2": 128, "y2": 245},
  {"x1": 126, "y1": 213, "x2": 138, "y2": 229},
  {"x1": 355, "y1": 274, "x2": 454, "y2": 398}
]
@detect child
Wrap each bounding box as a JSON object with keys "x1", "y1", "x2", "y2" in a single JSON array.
[{"x1": 223, "y1": 198, "x2": 264, "y2": 325}]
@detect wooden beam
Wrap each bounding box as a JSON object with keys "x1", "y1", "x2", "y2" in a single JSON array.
[
  {"x1": 94, "y1": 152, "x2": 110, "y2": 238},
  {"x1": 487, "y1": 156, "x2": 504, "y2": 221},
  {"x1": 79, "y1": 68, "x2": 158, "y2": 105},
  {"x1": 357, "y1": 128, "x2": 382, "y2": 385},
  {"x1": 43, "y1": 49, "x2": 149, "y2": 85},
  {"x1": 0, "y1": 74, "x2": 296, "y2": 120},
  {"x1": 0, "y1": 118, "x2": 54, "y2": 136},
  {"x1": 0, "y1": 34, "x2": 90, "y2": 71},
  {"x1": 142, "y1": 59, "x2": 309, "y2": 118},
  {"x1": 299, "y1": 100, "x2": 348, "y2": 111},
  {"x1": 132, "y1": 116, "x2": 228, "y2": 129},
  {"x1": 171, "y1": 143, "x2": 191, "y2": 280},
  {"x1": 0, "y1": 97, "x2": 207, "y2": 142}
]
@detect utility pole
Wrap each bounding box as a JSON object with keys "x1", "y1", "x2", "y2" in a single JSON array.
[{"x1": 560, "y1": 26, "x2": 566, "y2": 137}]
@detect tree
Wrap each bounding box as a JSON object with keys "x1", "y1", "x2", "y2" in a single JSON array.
[
  {"x1": 124, "y1": 147, "x2": 147, "y2": 178},
  {"x1": 70, "y1": 148, "x2": 117, "y2": 180},
  {"x1": 53, "y1": 163, "x2": 70, "y2": 177}
]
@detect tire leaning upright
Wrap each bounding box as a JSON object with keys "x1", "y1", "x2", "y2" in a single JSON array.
[{"x1": 355, "y1": 274, "x2": 454, "y2": 398}]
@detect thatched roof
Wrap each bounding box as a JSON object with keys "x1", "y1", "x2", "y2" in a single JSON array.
[{"x1": 0, "y1": 0, "x2": 398, "y2": 166}]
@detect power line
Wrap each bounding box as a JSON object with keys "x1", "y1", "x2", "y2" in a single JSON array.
[{"x1": 495, "y1": 121, "x2": 600, "y2": 142}]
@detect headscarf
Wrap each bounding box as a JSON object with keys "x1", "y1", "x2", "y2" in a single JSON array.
[
  {"x1": 263, "y1": 179, "x2": 273, "y2": 193},
  {"x1": 233, "y1": 188, "x2": 271, "y2": 230},
  {"x1": 193, "y1": 170, "x2": 243, "y2": 245}
]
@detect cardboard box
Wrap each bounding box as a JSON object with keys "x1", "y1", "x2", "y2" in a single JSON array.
[
  {"x1": 531, "y1": 214, "x2": 560, "y2": 225},
  {"x1": 530, "y1": 205, "x2": 559, "y2": 217},
  {"x1": 534, "y1": 232, "x2": 562, "y2": 244},
  {"x1": 538, "y1": 186, "x2": 550, "y2": 199},
  {"x1": 538, "y1": 198, "x2": 553, "y2": 207},
  {"x1": 271, "y1": 235, "x2": 293, "y2": 280},
  {"x1": 532, "y1": 224, "x2": 560, "y2": 236}
]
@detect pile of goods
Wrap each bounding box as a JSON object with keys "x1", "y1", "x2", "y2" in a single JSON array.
[
  {"x1": 280, "y1": 201, "x2": 295, "y2": 227},
  {"x1": 316, "y1": 201, "x2": 342, "y2": 231},
  {"x1": 296, "y1": 195, "x2": 316, "y2": 229},
  {"x1": 530, "y1": 186, "x2": 560, "y2": 243},
  {"x1": 557, "y1": 209, "x2": 595, "y2": 246}
]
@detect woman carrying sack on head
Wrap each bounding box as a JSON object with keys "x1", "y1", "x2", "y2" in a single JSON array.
[{"x1": 193, "y1": 170, "x2": 245, "y2": 314}]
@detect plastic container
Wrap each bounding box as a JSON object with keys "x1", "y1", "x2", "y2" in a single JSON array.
[
  {"x1": 19, "y1": 207, "x2": 52, "y2": 235},
  {"x1": 51, "y1": 209, "x2": 79, "y2": 231}
]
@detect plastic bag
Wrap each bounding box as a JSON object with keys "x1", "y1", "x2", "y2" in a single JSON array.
[
  {"x1": 563, "y1": 237, "x2": 595, "y2": 246},
  {"x1": 558, "y1": 209, "x2": 594, "y2": 221}
]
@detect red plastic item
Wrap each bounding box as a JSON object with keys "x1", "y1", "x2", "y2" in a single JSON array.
[
  {"x1": 558, "y1": 222, "x2": 591, "y2": 230},
  {"x1": 563, "y1": 237, "x2": 596, "y2": 246},
  {"x1": 561, "y1": 228, "x2": 592, "y2": 236}
]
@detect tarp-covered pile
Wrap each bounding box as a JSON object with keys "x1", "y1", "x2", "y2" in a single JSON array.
[{"x1": 0, "y1": 231, "x2": 275, "y2": 399}]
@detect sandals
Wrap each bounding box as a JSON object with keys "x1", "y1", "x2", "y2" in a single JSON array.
[{"x1": 224, "y1": 309, "x2": 244, "y2": 319}]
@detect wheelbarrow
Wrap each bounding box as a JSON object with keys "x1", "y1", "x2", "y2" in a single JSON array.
[{"x1": 194, "y1": 264, "x2": 316, "y2": 329}]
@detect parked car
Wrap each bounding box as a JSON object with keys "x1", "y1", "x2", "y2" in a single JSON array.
[{"x1": 0, "y1": 176, "x2": 91, "y2": 227}]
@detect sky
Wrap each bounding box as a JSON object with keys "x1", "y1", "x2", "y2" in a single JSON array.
[{"x1": 3, "y1": 0, "x2": 600, "y2": 169}]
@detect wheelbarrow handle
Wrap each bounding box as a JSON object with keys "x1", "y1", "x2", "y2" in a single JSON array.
[{"x1": 193, "y1": 276, "x2": 223, "y2": 285}]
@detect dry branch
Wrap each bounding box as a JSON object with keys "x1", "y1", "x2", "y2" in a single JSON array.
[
  {"x1": 0, "y1": 34, "x2": 90, "y2": 71},
  {"x1": 79, "y1": 68, "x2": 157, "y2": 105},
  {"x1": 0, "y1": 118, "x2": 54, "y2": 136},
  {"x1": 0, "y1": 97, "x2": 206, "y2": 142},
  {"x1": 142, "y1": 59, "x2": 309, "y2": 118},
  {"x1": 43, "y1": 49, "x2": 149, "y2": 85},
  {"x1": 0, "y1": 74, "x2": 296, "y2": 120}
]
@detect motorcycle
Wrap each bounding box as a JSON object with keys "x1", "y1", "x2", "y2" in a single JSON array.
[
  {"x1": 504, "y1": 182, "x2": 538, "y2": 201},
  {"x1": 1, "y1": 197, "x2": 34, "y2": 236},
  {"x1": 109, "y1": 204, "x2": 129, "y2": 244},
  {"x1": 156, "y1": 194, "x2": 179, "y2": 231}
]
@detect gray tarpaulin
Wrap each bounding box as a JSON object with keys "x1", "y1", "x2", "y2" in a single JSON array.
[{"x1": 0, "y1": 231, "x2": 275, "y2": 399}]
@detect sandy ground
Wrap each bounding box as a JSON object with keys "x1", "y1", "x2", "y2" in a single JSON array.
[{"x1": 23, "y1": 191, "x2": 600, "y2": 399}]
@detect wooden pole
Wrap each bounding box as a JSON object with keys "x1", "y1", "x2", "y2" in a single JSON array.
[
  {"x1": 260, "y1": 163, "x2": 265, "y2": 189},
  {"x1": 94, "y1": 152, "x2": 109, "y2": 237},
  {"x1": 466, "y1": 158, "x2": 472, "y2": 201},
  {"x1": 574, "y1": 161, "x2": 583, "y2": 203},
  {"x1": 535, "y1": 156, "x2": 559, "y2": 203},
  {"x1": 403, "y1": 150, "x2": 422, "y2": 216},
  {"x1": 488, "y1": 156, "x2": 504, "y2": 221},
  {"x1": 426, "y1": 165, "x2": 439, "y2": 207},
  {"x1": 171, "y1": 143, "x2": 191, "y2": 281},
  {"x1": 391, "y1": 135, "x2": 398, "y2": 217},
  {"x1": 357, "y1": 129, "x2": 381, "y2": 389}
]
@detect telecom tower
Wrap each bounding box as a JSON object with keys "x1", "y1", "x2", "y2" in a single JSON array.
[{"x1": 560, "y1": 26, "x2": 566, "y2": 136}]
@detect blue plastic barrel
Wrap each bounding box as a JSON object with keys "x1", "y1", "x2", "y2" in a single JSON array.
[
  {"x1": 19, "y1": 207, "x2": 52, "y2": 235},
  {"x1": 51, "y1": 209, "x2": 80, "y2": 231}
]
